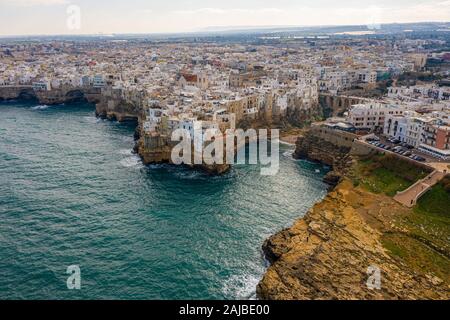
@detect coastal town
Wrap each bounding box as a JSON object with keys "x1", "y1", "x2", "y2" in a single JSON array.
[
  {"x1": 1, "y1": 35, "x2": 449, "y2": 169},
  {"x1": 1, "y1": 26, "x2": 449, "y2": 301}
]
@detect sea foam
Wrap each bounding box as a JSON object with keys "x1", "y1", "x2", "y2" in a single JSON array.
[
  {"x1": 222, "y1": 273, "x2": 260, "y2": 300},
  {"x1": 120, "y1": 155, "x2": 143, "y2": 168},
  {"x1": 31, "y1": 105, "x2": 50, "y2": 110}
]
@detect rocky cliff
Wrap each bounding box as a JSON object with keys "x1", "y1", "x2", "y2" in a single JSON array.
[
  {"x1": 294, "y1": 130, "x2": 353, "y2": 187},
  {"x1": 136, "y1": 133, "x2": 231, "y2": 175},
  {"x1": 95, "y1": 97, "x2": 141, "y2": 122},
  {"x1": 257, "y1": 179, "x2": 448, "y2": 300},
  {"x1": 257, "y1": 128, "x2": 449, "y2": 300},
  {"x1": 0, "y1": 86, "x2": 37, "y2": 101},
  {"x1": 0, "y1": 86, "x2": 102, "y2": 105},
  {"x1": 294, "y1": 130, "x2": 351, "y2": 167}
]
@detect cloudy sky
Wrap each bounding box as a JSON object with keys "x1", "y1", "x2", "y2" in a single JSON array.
[{"x1": 0, "y1": 0, "x2": 449, "y2": 36}]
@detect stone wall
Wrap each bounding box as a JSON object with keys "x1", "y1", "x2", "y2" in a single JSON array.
[
  {"x1": 0, "y1": 85, "x2": 102, "y2": 105},
  {"x1": 350, "y1": 140, "x2": 378, "y2": 157},
  {"x1": 312, "y1": 124, "x2": 357, "y2": 149}
]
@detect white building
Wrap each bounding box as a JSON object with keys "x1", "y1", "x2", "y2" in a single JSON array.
[
  {"x1": 143, "y1": 108, "x2": 166, "y2": 133},
  {"x1": 93, "y1": 75, "x2": 106, "y2": 88},
  {"x1": 32, "y1": 80, "x2": 51, "y2": 91},
  {"x1": 357, "y1": 70, "x2": 377, "y2": 85},
  {"x1": 383, "y1": 111, "x2": 438, "y2": 148},
  {"x1": 346, "y1": 102, "x2": 405, "y2": 131}
]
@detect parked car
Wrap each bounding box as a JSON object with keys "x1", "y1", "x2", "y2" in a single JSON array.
[
  {"x1": 415, "y1": 156, "x2": 426, "y2": 162},
  {"x1": 388, "y1": 138, "x2": 401, "y2": 144}
]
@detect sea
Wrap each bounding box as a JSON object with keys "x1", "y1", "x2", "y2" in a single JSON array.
[{"x1": 0, "y1": 101, "x2": 329, "y2": 299}]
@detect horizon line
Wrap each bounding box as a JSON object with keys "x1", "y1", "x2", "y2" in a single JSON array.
[{"x1": 0, "y1": 20, "x2": 449, "y2": 39}]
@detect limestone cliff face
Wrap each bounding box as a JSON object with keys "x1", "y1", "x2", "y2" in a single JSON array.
[
  {"x1": 0, "y1": 86, "x2": 102, "y2": 106},
  {"x1": 258, "y1": 128, "x2": 448, "y2": 300},
  {"x1": 136, "y1": 134, "x2": 231, "y2": 175},
  {"x1": 294, "y1": 130, "x2": 351, "y2": 167},
  {"x1": 294, "y1": 130, "x2": 353, "y2": 187},
  {"x1": 257, "y1": 180, "x2": 448, "y2": 300},
  {"x1": 193, "y1": 163, "x2": 230, "y2": 175},
  {"x1": 0, "y1": 86, "x2": 37, "y2": 101},
  {"x1": 95, "y1": 98, "x2": 141, "y2": 122},
  {"x1": 285, "y1": 106, "x2": 322, "y2": 127},
  {"x1": 0, "y1": 85, "x2": 136, "y2": 122}
]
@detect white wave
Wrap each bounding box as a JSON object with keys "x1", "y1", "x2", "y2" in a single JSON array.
[
  {"x1": 121, "y1": 136, "x2": 134, "y2": 143},
  {"x1": 119, "y1": 149, "x2": 133, "y2": 156},
  {"x1": 31, "y1": 105, "x2": 50, "y2": 110},
  {"x1": 282, "y1": 150, "x2": 294, "y2": 158},
  {"x1": 174, "y1": 170, "x2": 204, "y2": 180},
  {"x1": 315, "y1": 169, "x2": 321, "y2": 173},
  {"x1": 120, "y1": 155, "x2": 143, "y2": 168},
  {"x1": 280, "y1": 140, "x2": 296, "y2": 146},
  {"x1": 83, "y1": 116, "x2": 101, "y2": 124},
  {"x1": 147, "y1": 163, "x2": 169, "y2": 170},
  {"x1": 222, "y1": 273, "x2": 260, "y2": 300}
]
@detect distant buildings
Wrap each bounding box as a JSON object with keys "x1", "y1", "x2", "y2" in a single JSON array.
[
  {"x1": 388, "y1": 85, "x2": 450, "y2": 102},
  {"x1": 1, "y1": 35, "x2": 449, "y2": 159},
  {"x1": 420, "y1": 122, "x2": 450, "y2": 159},
  {"x1": 346, "y1": 102, "x2": 405, "y2": 131},
  {"x1": 32, "y1": 80, "x2": 51, "y2": 91},
  {"x1": 92, "y1": 75, "x2": 106, "y2": 88},
  {"x1": 384, "y1": 111, "x2": 430, "y2": 147}
]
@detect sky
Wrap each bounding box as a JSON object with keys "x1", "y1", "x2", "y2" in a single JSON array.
[{"x1": 0, "y1": 0, "x2": 449, "y2": 36}]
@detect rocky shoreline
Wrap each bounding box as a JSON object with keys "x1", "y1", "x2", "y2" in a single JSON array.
[
  {"x1": 257, "y1": 179, "x2": 447, "y2": 299},
  {"x1": 293, "y1": 129, "x2": 354, "y2": 188},
  {"x1": 0, "y1": 86, "x2": 231, "y2": 175},
  {"x1": 3, "y1": 89, "x2": 447, "y2": 299},
  {"x1": 256, "y1": 130, "x2": 449, "y2": 300}
]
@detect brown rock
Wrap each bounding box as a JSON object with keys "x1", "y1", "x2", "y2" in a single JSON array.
[{"x1": 257, "y1": 180, "x2": 449, "y2": 300}]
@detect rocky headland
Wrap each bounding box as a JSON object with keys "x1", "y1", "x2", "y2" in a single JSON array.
[
  {"x1": 0, "y1": 86, "x2": 230, "y2": 174},
  {"x1": 136, "y1": 135, "x2": 231, "y2": 175},
  {"x1": 257, "y1": 128, "x2": 449, "y2": 300},
  {"x1": 293, "y1": 129, "x2": 354, "y2": 187}
]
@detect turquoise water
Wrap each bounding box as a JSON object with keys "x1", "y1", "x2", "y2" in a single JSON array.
[{"x1": 0, "y1": 102, "x2": 329, "y2": 300}]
